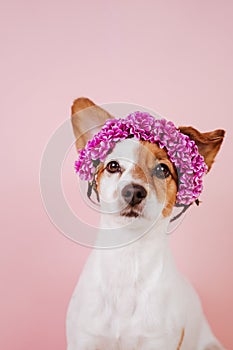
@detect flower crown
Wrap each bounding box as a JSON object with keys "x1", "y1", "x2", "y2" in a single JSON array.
[{"x1": 75, "y1": 112, "x2": 208, "y2": 205}]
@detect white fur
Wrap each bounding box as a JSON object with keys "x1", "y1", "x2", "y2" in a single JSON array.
[{"x1": 67, "y1": 139, "x2": 224, "y2": 350}]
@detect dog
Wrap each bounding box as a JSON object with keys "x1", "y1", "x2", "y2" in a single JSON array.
[{"x1": 66, "y1": 97, "x2": 225, "y2": 350}]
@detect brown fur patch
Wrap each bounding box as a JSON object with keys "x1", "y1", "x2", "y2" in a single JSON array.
[
  {"x1": 179, "y1": 126, "x2": 225, "y2": 171},
  {"x1": 71, "y1": 97, "x2": 95, "y2": 115},
  {"x1": 95, "y1": 164, "x2": 105, "y2": 191},
  {"x1": 176, "y1": 328, "x2": 185, "y2": 350},
  {"x1": 131, "y1": 141, "x2": 178, "y2": 218},
  {"x1": 71, "y1": 98, "x2": 113, "y2": 150}
]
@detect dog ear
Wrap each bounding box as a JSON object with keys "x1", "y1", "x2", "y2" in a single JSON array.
[
  {"x1": 179, "y1": 126, "x2": 225, "y2": 172},
  {"x1": 71, "y1": 97, "x2": 113, "y2": 150}
]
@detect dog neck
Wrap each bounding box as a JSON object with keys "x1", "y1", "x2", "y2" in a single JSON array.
[{"x1": 94, "y1": 215, "x2": 176, "y2": 281}]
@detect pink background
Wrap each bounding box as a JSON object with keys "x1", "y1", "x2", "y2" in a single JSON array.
[{"x1": 1, "y1": 0, "x2": 233, "y2": 349}]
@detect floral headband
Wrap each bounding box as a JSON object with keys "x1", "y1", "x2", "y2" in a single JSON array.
[{"x1": 75, "y1": 112, "x2": 208, "y2": 205}]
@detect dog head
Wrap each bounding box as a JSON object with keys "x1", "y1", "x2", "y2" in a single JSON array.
[{"x1": 71, "y1": 97, "x2": 225, "y2": 227}]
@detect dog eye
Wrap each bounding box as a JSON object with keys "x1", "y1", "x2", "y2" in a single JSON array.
[
  {"x1": 106, "y1": 161, "x2": 121, "y2": 174},
  {"x1": 153, "y1": 163, "x2": 171, "y2": 179}
]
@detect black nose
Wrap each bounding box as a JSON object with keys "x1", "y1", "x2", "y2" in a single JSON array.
[{"x1": 121, "y1": 184, "x2": 147, "y2": 206}]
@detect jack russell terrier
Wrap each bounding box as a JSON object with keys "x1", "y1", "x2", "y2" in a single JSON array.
[{"x1": 66, "y1": 97, "x2": 225, "y2": 350}]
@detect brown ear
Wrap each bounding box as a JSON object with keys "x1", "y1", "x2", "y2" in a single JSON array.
[
  {"x1": 179, "y1": 126, "x2": 225, "y2": 172},
  {"x1": 71, "y1": 97, "x2": 113, "y2": 150}
]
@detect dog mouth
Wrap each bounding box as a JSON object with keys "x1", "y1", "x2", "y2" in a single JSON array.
[{"x1": 120, "y1": 206, "x2": 143, "y2": 218}]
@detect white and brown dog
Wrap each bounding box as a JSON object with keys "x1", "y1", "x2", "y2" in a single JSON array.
[{"x1": 67, "y1": 97, "x2": 225, "y2": 350}]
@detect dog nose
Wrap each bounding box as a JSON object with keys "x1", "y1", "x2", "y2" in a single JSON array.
[{"x1": 121, "y1": 184, "x2": 147, "y2": 206}]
